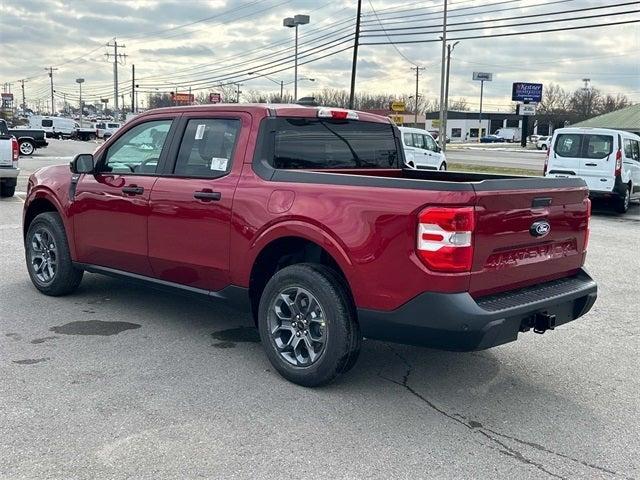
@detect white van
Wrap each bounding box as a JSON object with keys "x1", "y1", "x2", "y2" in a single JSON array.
[
  {"x1": 28, "y1": 116, "x2": 78, "y2": 138},
  {"x1": 545, "y1": 127, "x2": 640, "y2": 213},
  {"x1": 399, "y1": 127, "x2": 447, "y2": 171},
  {"x1": 95, "y1": 121, "x2": 122, "y2": 139},
  {"x1": 495, "y1": 127, "x2": 522, "y2": 143}
]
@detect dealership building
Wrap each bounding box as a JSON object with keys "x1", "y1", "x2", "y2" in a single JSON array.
[{"x1": 424, "y1": 110, "x2": 553, "y2": 143}]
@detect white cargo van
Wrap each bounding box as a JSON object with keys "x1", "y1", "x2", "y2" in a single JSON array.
[
  {"x1": 28, "y1": 116, "x2": 78, "y2": 138},
  {"x1": 399, "y1": 127, "x2": 447, "y2": 171},
  {"x1": 495, "y1": 127, "x2": 521, "y2": 143},
  {"x1": 545, "y1": 127, "x2": 640, "y2": 213}
]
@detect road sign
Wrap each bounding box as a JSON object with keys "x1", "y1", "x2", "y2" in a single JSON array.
[
  {"x1": 473, "y1": 72, "x2": 493, "y2": 81},
  {"x1": 512, "y1": 82, "x2": 543, "y2": 102},
  {"x1": 390, "y1": 101, "x2": 406, "y2": 112},
  {"x1": 517, "y1": 104, "x2": 536, "y2": 116},
  {"x1": 389, "y1": 115, "x2": 404, "y2": 125},
  {"x1": 209, "y1": 93, "x2": 221, "y2": 104}
]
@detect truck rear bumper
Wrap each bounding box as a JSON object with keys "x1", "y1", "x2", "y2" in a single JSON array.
[
  {"x1": 357, "y1": 269, "x2": 597, "y2": 351},
  {"x1": 0, "y1": 167, "x2": 19, "y2": 179}
]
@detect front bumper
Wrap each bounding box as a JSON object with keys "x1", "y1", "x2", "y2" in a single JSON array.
[{"x1": 357, "y1": 269, "x2": 597, "y2": 351}]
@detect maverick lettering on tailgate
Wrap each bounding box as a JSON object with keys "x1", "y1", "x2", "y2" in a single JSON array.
[{"x1": 484, "y1": 240, "x2": 578, "y2": 270}]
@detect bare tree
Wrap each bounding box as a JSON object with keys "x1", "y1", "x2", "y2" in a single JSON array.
[
  {"x1": 570, "y1": 87, "x2": 603, "y2": 119},
  {"x1": 600, "y1": 93, "x2": 630, "y2": 114}
]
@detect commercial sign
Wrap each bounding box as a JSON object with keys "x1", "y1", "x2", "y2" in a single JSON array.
[
  {"x1": 389, "y1": 115, "x2": 404, "y2": 125},
  {"x1": 390, "y1": 101, "x2": 406, "y2": 112},
  {"x1": 172, "y1": 93, "x2": 194, "y2": 105},
  {"x1": 472, "y1": 72, "x2": 493, "y2": 81},
  {"x1": 209, "y1": 92, "x2": 222, "y2": 104},
  {"x1": 517, "y1": 104, "x2": 536, "y2": 116},
  {"x1": 512, "y1": 82, "x2": 543, "y2": 102}
]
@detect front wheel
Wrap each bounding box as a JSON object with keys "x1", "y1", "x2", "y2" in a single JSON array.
[
  {"x1": 258, "y1": 263, "x2": 361, "y2": 387},
  {"x1": 25, "y1": 212, "x2": 83, "y2": 296}
]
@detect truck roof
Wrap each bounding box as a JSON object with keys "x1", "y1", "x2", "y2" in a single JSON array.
[{"x1": 143, "y1": 104, "x2": 392, "y2": 124}]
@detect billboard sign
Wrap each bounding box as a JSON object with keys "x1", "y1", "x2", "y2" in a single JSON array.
[
  {"x1": 209, "y1": 92, "x2": 221, "y2": 104},
  {"x1": 472, "y1": 72, "x2": 493, "y2": 81},
  {"x1": 512, "y1": 82, "x2": 543, "y2": 102},
  {"x1": 172, "y1": 93, "x2": 194, "y2": 105},
  {"x1": 390, "y1": 101, "x2": 406, "y2": 112}
]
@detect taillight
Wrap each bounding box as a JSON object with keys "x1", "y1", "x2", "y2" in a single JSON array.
[
  {"x1": 416, "y1": 207, "x2": 475, "y2": 273},
  {"x1": 584, "y1": 198, "x2": 591, "y2": 252},
  {"x1": 11, "y1": 137, "x2": 19, "y2": 165},
  {"x1": 614, "y1": 149, "x2": 622, "y2": 176}
]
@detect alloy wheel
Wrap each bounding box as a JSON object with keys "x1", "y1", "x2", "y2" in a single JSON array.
[
  {"x1": 30, "y1": 228, "x2": 58, "y2": 284},
  {"x1": 268, "y1": 286, "x2": 327, "y2": 367},
  {"x1": 19, "y1": 142, "x2": 34, "y2": 155}
]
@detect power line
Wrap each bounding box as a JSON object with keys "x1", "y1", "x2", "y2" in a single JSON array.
[
  {"x1": 360, "y1": 18, "x2": 640, "y2": 45},
  {"x1": 365, "y1": 0, "x2": 419, "y2": 66}
]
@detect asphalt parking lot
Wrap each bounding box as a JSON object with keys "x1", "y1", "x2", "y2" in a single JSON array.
[{"x1": 1, "y1": 142, "x2": 639, "y2": 479}]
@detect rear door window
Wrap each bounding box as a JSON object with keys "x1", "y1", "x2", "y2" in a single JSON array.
[
  {"x1": 273, "y1": 119, "x2": 399, "y2": 169},
  {"x1": 173, "y1": 118, "x2": 241, "y2": 177},
  {"x1": 582, "y1": 134, "x2": 613, "y2": 159},
  {"x1": 41, "y1": 119, "x2": 53, "y2": 128},
  {"x1": 403, "y1": 132, "x2": 413, "y2": 147},
  {"x1": 554, "y1": 134, "x2": 582, "y2": 157},
  {"x1": 412, "y1": 133, "x2": 425, "y2": 149}
]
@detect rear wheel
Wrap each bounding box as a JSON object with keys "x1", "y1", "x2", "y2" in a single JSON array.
[
  {"x1": 0, "y1": 183, "x2": 15, "y2": 197},
  {"x1": 614, "y1": 184, "x2": 631, "y2": 213},
  {"x1": 19, "y1": 140, "x2": 35, "y2": 156},
  {"x1": 258, "y1": 263, "x2": 361, "y2": 387},
  {"x1": 25, "y1": 212, "x2": 83, "y2": 296}
]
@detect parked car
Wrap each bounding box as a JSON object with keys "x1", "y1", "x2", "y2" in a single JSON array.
[
  {"x1": 95, "y1": 121, "x2": 121, "y2": 139},
  {"x1": 494, "y1": 127, "x2": 522, "y2": 143},
  {"x1": 28, "y1": 116, "x2": 77, "y2": 138},
  {"x1": 480, "y1": 134, "x2": 506, "y2": 143},
  {"x1": 545, "y1": 127, "x2": 640, "y2": 213},
  {"x1": 399, "y1": 126, "x2": 447, "y2": 170},
  {"x1": 0, "y1": 120, "x2": 19, "y2": 197},
  {"x1": 23, "y1": 104, "x2": 597, "y2": 386},
  {"x1": 536, "y1": 136, "x2": 551, "y2": 150},
  {"x1": 0, "y1": 120, "x2": 48, "y2": 156}
]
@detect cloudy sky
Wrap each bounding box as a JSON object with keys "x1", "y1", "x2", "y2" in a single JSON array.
[{"x1": 0, "y1": 0, "x2": 638, "y2": 112}]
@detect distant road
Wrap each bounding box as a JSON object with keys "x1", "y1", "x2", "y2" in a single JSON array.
[{"x1": 446, "y1": 146, "x2": 545, "y2": 172}]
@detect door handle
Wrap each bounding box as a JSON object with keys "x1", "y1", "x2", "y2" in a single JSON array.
[
  {"x1": 193, "y1": 190, "x2": 221, "y2": 201},
  {"x1": 122, "y1": 185, "x2": 144, "y2": 195},
  {"x1": 585, "y1": 163, "x2": 598, "y2": 167}
]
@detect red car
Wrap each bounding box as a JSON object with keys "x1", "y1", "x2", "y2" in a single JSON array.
[{"x1": 23, "y1": 104, "x2": 597, "y2": 386}]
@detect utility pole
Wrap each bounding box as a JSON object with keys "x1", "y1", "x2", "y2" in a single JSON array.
[
  {"x1": 442, "y1": 41, "x2": 459, "y2": 153},
  {"x1": 20, "y1": 79, "x2": 26, "y2": 114},
  {"x1": 236, "y1": 83, "x2": 243, "y2": 103},
  {"x1": 45, "y1": 67, "x2": 58, "y2": 115},
  {"x1": 437, "y1": 0, "x2": 448, "y2": 148},
  {"x1": 349, "y1": 0, "x2": 362, "y2": 109},
  {"x1": 411, "y1": 66, "x2": 425, "y2": 126},
  {"x1": 131, "y1": 64, "x2": 135, "y2": 113},
  {"x1": 280, "y1": 80, "x2": 284, "y2": 102},
  {"x1": 105, "y1": 39, "x2": 127, "y2": 116}
]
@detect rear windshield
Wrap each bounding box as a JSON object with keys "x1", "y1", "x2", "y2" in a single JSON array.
[
  {"x1": 554, "y1": 133, "x2": 613, "y2": 159},
  {"x1": 273, "y1": 118, "x2": 400, "y2": 169},
  {"x1": 41, "y1": 119, "x2": 53, "y2": 127}
]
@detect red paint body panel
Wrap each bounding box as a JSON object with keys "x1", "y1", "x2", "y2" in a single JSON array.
[{"x1": 23, "y1": 104, "x2": 590, "y2": 315}]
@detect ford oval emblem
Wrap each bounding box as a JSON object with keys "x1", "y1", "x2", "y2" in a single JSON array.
[{"x1": 530, "y1": 220, "x2": 551, "y2": 238}]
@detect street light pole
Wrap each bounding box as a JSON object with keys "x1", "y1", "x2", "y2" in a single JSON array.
[
  {"x1": 283, "y1": 14, "x2": 310, "y2": 102},
  {"x1": 76, "y1": 78, "x2": 85, "y2": 127},
  {"x1": 437, "y1": 0, "x2": 448, "y2": 148},
  {"x1": 442, "y1": 40, "x2": 459, "y2": 152}
]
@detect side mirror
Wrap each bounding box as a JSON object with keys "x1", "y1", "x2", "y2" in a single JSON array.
[{"x1": 70, "y1": 153, "x2": 95, "y2": 174}]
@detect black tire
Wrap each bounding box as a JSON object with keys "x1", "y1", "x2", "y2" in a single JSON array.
[
  {"x1": 258, "y1": 263, "x2": 361, "y2": 387},
  {"x1": 19, "y1": 140, "x2": 35, "y2": 156},
  {"x1": 25, "y1": 212, "x2": 83, "y2": 296},
  {"x1": 614, "y1": 184, "x2": 630, "y2": 214},
  {"x1": 0, "y1": 183, "x2": 15, "y2": 197},
  {"x1": 439, "y1": 162, "x2": 447, "y2": 171}
]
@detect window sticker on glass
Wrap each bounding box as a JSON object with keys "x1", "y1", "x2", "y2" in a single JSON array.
[
  {"x1": 195, "y1": 124, "x2": 207, "y2": 140},
  {"x1": 210, "y1": 157, "x2": 228, "y2": 171}
]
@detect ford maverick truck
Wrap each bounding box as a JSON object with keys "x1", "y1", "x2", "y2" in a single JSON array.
[{"x1": 23, "y1": 104, "x2": 597, "y2": 386}]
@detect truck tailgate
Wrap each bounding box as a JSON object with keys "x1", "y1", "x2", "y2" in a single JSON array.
[
  {"x1": 0, "y1": 136, "x2": 13, "y2": 166},
  {"x1": 470, "y1": 184, "x2": 589, "y2": 298}
]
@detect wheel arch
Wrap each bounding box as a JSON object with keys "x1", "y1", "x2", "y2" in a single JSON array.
[{"x1": 247, "y1": 234, "x2": 354, "y2": 324}]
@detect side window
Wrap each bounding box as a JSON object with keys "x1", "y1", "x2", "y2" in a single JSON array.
[
  {"x1": 103, "y1": 120, "x2": 172, "y2": 175},
  {"x1": 403, "y1": 132, "x2": 413, "y2": 147},
  {"x1": 412, "y1": 133, "x2": 425, "y2": 149},
  {"x1": 41, "y1": 119, "x2": 53, "y2": 128},
  {"x1": 451, "y1": 128, "x2": 461, "y2": 138},
  {"x1": 583, "y1": 134, "x2": 613, "y2": 159},
  {"x1": 624, "y1": 139, "x2": 633, "y2": 159},
  {"x1": 174, "y1": 118, "x2": 240, "y2": 178},
  {"x1": 424, "y1": 135, "x2": 438, "y2": 152},
  {"x1": 554, "y1": 134, "x2": 582, "y2": 158},
  {"x1": 632, "y1": 140, "x2": 640, "y2": 161}
]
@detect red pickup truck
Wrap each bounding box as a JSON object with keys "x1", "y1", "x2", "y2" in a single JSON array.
[{"x1": 23, "y1": 104, "x2": 597, "y2": 386}]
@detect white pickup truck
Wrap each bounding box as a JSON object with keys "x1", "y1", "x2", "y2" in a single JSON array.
[{"x1": 0, "y1": 121, "x2": 19, "y2": 197}]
